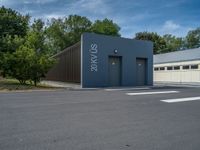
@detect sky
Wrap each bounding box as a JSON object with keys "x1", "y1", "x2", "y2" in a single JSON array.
[{"x1": 0, "y1": 0, "x2": 200, "y2": 38}]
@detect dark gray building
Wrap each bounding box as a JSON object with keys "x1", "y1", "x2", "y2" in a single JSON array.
[{"x1": 46, "y1": 33, "x2": 153, "y2": 88}]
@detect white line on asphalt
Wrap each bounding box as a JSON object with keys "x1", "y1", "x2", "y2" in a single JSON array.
[
  {"x1": 161, "y1": 96, "x2": 200, "y2": 103},
  {"x1": 105, "y1": 87, "x2": 150, "y2": 91},
  {"x1": 126, "y1": 91, "x2": 179, "y2": 96}
]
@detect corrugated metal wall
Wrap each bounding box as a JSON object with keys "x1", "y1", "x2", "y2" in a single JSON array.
[{"x1": 45, "y1": 42, "x2": 81, "y2": 83}]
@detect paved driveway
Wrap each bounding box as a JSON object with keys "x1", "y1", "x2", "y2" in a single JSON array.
[{"x1": 0, "y1": 87, "x2": 200, "y2": 150}]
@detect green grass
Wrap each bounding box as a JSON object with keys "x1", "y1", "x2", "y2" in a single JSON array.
[{"x1": 0, "y1": 78, "x2": 58, "y2": 91}]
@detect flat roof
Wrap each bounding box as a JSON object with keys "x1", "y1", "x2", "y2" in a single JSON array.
[{"x1": 154, "y1": 47, "x2": 200, "y2": 64}]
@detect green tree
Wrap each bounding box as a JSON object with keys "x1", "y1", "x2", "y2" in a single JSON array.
[
  {"x1": 0, "y1": 6, "x2": 29, "y2": 71},
  {"x1": 134, "y1": 32, "x2": 167, "y2": 54},
  {"x1": 29, "y1": 52, "x2": 55, "y2": 86},
  {"x1": 28, "y1": 19, "x2": 49, "y2": 54},
  {"x1": 91, "y1": 18, "x2": 120, "y2": 36},
  {"x1": 45, "y1": 15, "x2": 92, "y2": 54},
  {"x1": 2, "y1": 45, "x2": 55, "y2": 85},
  {"x1": 163, "y1": 34, "x2": 184, "y2": 52},
  {"x1": 26, "y1": 19, "x2": 56, "y2": 86},
  {"x1": 45, "y1": 15, "x2": 121, "y2": 54},
  {"x1": 1, "y1": 19, "x2": 56, "y2": 86},
  {"x1": 0, "y1": 35, "x2": 24, "y2": 69},
  {"x1": 1, "y1": 35, "x2": 24, "y2": 53},
  {"x1": 185, "y1": 27, "x2": 200, "y2": 49},
  {"x1": 0, "y1": 6, "x2": 29, "y2": 38},
  {"x1": 65, "y1": 15, "x2": 92, "y2": 44},
  {"x1": 0, "y1": 6, "x2": 29, "y2": 53},
  {"x1": 45, "y1": 18, "x2": 67, "y2": 54},
  {"x1": 2, "y1": 46, "x2": 35, "y2": 84}
]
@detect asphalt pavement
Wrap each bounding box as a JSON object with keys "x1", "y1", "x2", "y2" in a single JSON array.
[{"x1": 0, "y1": 86, "x2": 200, "y2": 150}]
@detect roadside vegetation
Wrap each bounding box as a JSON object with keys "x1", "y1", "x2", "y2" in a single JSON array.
[
  {"x1": 0, "y1": 78, "x2": 56, "y2": 91},
  {"x1": 0, "y1": 6, "x2": 200, "y2": 89}
]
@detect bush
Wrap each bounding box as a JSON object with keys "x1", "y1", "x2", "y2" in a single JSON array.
[{"x1": 1, "y1": 45, "x2": 55, "y2": 86}]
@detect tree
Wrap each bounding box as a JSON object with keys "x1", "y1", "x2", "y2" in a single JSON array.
[
  {"x1": 185, "y1": 27, "x2": 200, "y2": 49},
  {"x1": 0, "y1": 6, "x2": 29, "y2": 71},
  {"x1": 2, "y1": 44, "x2": 55, "y2": 85},
  {"x1": 45, "y1": 15, "x2": 121, "y2": 54},
  {"x1": 45, "y1": 18, "x2": 68, "y2": 54},
  {"x1": 163, "y1": 34, "x2": 184, "y2": 52},
  {"x1": 28, "y1": 19, "x2": 49, "y2": 54},
  {"x1": 0, "y1": 6, "x2": 29, "y2": 38},
  {"x1": 1, "y1": 19, "x2": 56, "y2": 86},
  {"x1": 0, "y1": 6, "x2": 29, "y2": 53},
  {"x1": 134, "y1": 32, "x2": 167, "y2": 54},
  {"x1": 91, "y1": 18, "x2": 120, "y2": 36},
  {"x1": 28, "y1": 50, "x2": 55, "y2": 86},
  {"x1": 65, "y1": 15, "x2": 92, "y2": 44},
  {"x1": 2, "y1": 46, "x2": 35, "y2": 84},
  {"x1": 1, "y1": 35, "x2": 24, "y2": 52},
  {"x1": 26, "y1": 19, "x2": 56, "y2": 86},
  {"x1": 45, "y1": 15, "x2": 92, "y2": 54},
  {"x1": 0, "y1": 35, "x2": 24, "y2": 69}
]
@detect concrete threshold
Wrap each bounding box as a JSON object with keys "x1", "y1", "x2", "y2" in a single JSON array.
[
  {"x1": 41, "y1": 80, "x2": 81, "y2": 89},
  {"x1": 154, "y1": 82, "x2": 200, "y2": 88},
  {"x1": 41, "y1": 80, "x2": 200, "y2": 91},
  {"x1": 41, "y1": 81, "x2": 155, "y2": 91}
]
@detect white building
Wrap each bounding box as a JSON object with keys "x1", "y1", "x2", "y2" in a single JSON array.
[{"x1": 154, "y1": 48, "x2": 200, "y2": 84}]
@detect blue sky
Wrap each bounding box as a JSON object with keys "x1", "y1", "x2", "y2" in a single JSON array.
[{"x1": 1, "y1": 0, "x2": 200, "y2": 38}]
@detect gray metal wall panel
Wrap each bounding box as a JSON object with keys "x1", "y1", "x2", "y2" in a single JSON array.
[
  {"x1": 81, "y1": 33, "x2": 153, "y2": 87},
  {"x1": 45, "y1": 42, "x2": 81, "y2": 83}
]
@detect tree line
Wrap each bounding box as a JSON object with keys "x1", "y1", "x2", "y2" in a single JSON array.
[
  {"x1": 0, "y1": 6, "x2": 200, "y2": 85},
  {"x1": 135, "y1": 30, "x2": 200, "y2": 54}
]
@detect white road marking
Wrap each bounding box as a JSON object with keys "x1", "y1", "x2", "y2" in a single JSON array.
[
  {"x1": 105, "y1": 87, "x2": 150, "y2": 91},
  {"x1": 161, "y1": 96, "x2": 200, "y2": 103},
  {"x1": 126, "y1": 91, "x2": 179, "y2": 96}
]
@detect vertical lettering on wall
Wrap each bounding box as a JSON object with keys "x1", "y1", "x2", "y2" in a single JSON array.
[{"x1": 89, "y1": 43, "x2": 98, "y2": 72}]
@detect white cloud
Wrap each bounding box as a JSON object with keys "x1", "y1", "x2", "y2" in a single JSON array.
[
  {"x1": 31, "y1": 0, "x2": 111, "y2": 21},
  {"x1": 155, "y1": 20, "x2": 191, "y2": 37},
  {"x1": 0, "y1": 0, "x2": 17, "y2": 6},
  {"x1": 162, "y1": 20, "x2": 180, "y2": 31},
  {"x1": 0, "y1": 0, "x2": 57, "y2": 6},
  {"x1": 44, "y1": 14, "x2": 65, "y2": 19},
  {"x1": 24, "y1": 0, "x2": 57, "y2": 4},
  {"x1": 67, "y1": 0, "x2": 111, "y2": 15}
]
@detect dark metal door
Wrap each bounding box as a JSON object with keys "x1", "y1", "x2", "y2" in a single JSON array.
[
  {"x1": 136, "y1": 58, "x2": 146, "y2": 86},
  {"x1": 108, "y1": 56, "x2": 121, "y2": 86}
]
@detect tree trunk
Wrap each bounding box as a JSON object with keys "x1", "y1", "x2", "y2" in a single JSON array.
[{"x1": 34, "y1": 80, "x2": 37, "y2": 86}]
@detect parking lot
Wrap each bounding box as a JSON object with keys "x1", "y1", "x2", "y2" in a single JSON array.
[{"x1": 0, "y1": 86, "x2": 200, "y2": 150}]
